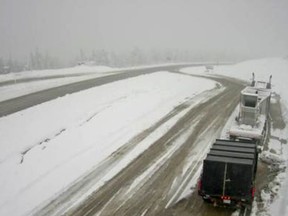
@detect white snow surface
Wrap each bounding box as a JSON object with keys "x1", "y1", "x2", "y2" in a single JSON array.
[
  {"x1": 0, "y1": 65, "x2": 119, "y2": 102},
  {"x1": 0, "y1": 65, "x2": 115, "y2": 82},
  {"x1": 0, "y1": 70, "x2": 216, "y2": 216},
  {"x1": 0, "y1": 63, "x2": 192, "y2": 102}
]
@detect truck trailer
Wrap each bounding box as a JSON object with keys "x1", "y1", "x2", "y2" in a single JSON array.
[
  {"x1": 198, "y1": 139, "x2": 258, "y2": 207},
  {"x1": 229, "y1": 74, "x2": 272, "y2": 141}
]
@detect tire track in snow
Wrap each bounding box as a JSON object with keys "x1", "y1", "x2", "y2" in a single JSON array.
[
  {"x1": 32, "y1": 87, "x2": 218, "y2": 216},
  {"x1": 67, "y1": 76, "x2": 245, "y2": 216},
  {"x1": 20, "y1": 128, "x2": 66, "y2": 164}
]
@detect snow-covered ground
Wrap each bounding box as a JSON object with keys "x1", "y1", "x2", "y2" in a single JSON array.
[
  {"x1": 0, "y1": 70, "x2": 217, "y2": 216},
  {"x1": 0, "y1": 65, "x2": 115, "y2": 82},
  {"x1": 1, "y1": 58, "x2": 288, "y2": 216},
  {"x1": 0, "y1": 63, "x2": 193, "y2": 102},
  {"x1": 0, "y1": 65, "x2": 117, "y2": 102},
  {"x1": 182, "y1": 57, "x2": 288, "y2": 215}
]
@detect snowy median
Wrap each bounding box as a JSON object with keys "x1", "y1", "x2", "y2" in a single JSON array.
[{"x1": 0, "y1": 65, "x2": 117, "y2": 102}]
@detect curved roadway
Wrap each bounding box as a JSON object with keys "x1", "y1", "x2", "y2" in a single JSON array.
[
  {"x1": 33, "y1": 72, "x2": 247, "y2": 216},
  {"x1": 0, "y1": 64, "x2": 202, "y2": 117},
  {"x1": 2, "y1": 65, "x2": 282, "y2": 216}
]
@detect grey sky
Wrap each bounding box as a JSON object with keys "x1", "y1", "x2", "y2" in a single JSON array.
[{"x1": 0, "y1": 0, "x2": 288, "y2": 62}]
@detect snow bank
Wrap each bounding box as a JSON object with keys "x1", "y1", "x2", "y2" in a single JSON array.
[{"x1": 260, "y1": 151, "x2": 285, "y2": 164}]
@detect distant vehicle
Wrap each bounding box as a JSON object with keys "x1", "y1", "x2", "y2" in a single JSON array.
[
  {"x1": 198, "y1": 139, "x2": 258, "y2": 208},
  {"x1": 205, "y1": 65, "x2": 214, "y2": 72},
  {"x1": 2, "y1": 65, "x2": 10, "y2": 74}
]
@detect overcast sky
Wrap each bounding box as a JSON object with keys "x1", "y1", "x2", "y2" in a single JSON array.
[{"x1": 0, "y1": 0, "x2": 288, "y2": 63}]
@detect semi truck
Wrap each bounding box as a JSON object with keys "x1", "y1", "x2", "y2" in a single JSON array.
[
  {"x1": 197, "y1": 75, "x2": 271, "y2": 208},
  {"x1": 229, "y1": 74, "x2": 272, "y2": 141},
  {"x1": 198, "y1": 139, "x2": 258, "y2": 207}
]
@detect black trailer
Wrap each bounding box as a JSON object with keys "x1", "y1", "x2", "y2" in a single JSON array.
[
  {"x1": 214, "y1": 139, "x2": 258, "y2": 149},
  {"x1": 198, "y1": 139, "x2": 258, "y2": 207}
]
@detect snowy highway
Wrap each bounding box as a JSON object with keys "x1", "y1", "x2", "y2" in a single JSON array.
[
  {"x1": 0, "y1": 64, "x2": 197, "y2": 117},
  {"x1": 1, "y1": 59, "x2": 288, "y2": 216},
  {"x1": 34, "y1": 74, "x2": 245, "y2": 216},
  {"x1": 0, "y1": 64, "x2": 220, "y2": 216},
  {"x1": 1, "y1": 0, "x2": 288, "y2": 215},
  {"x1": 73, "y1": 78, "x2": 243, "y2": 216}
]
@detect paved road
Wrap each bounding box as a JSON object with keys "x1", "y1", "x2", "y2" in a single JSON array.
[
  {"x1": 33, "y1": 74, "x2": 246, "y2": 216},
  {"x1": 30, "y1": 71, "x2": 282, "y2": 216},
  {"x1": 68, "y1": 76, "x2": 244, "y2": 216},
  {"x1": 0, "y1": 64, "x2": 199, "y2": 117},
  {"x1": 4, "y1": 65, "x2": 282, "y2": 216}
]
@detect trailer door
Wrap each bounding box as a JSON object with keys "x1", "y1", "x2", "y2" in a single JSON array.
[
  {"x1": 202, "y1": 160, "x2": 225, "y2": 195},
  {"x1": 224, "y1": 163, "x2": 252, "y2": 199}
]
